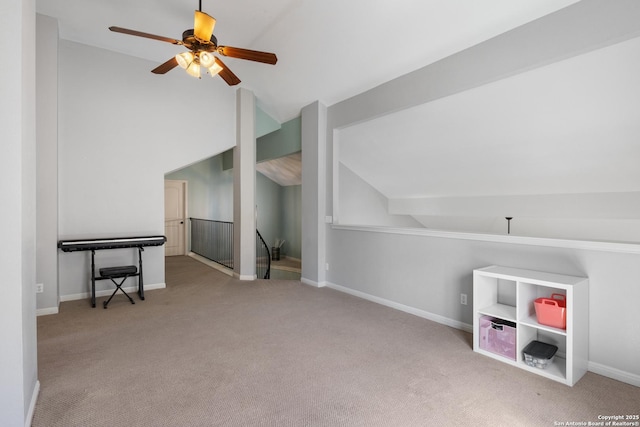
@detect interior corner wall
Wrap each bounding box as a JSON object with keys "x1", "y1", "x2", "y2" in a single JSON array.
[
  {"x1": 57, "y1": 40, "x2": 236, "y2": 298},
  {"x1": 36, "y1": 13, "x2": 59, "y2": 313},
  {"x1": 323, "y1": 0, "x2": 640, "y2": 384},
  {"x1": 0, "y1": 0, "x2": 38, "y2": 425},
  {"x1": 338, "y1": 162, "x2": 423, "y2": 228},
  {"x1": 256, "y1": 106, "x2": 281, "y2": 138},
  {"x1": 257, "y1": 116, "x2": 302, "y2": 162}
]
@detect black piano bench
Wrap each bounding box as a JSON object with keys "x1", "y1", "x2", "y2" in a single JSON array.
[{"x1": 99, "y1": 265, "x2": 138, "y2": 309}]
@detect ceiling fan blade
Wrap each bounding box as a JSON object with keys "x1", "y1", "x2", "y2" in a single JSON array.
[
  {"x1": 214, "y1": 57, "x2": 241, "y2": 86},
  {"x1": 151, "y1": 57, "x2": 179, "y2": 74},
  {"x1": 217, "y1": 46, "x2": 278, "y2": 65},
  {"x1": 194, "y1": 10, "x2": 216, "y2": 42},
  {"x1": 109, "y1": 26, "x2": 182, "y2": 45}
]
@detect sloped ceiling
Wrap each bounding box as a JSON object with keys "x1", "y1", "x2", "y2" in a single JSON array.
[
  {"x1": 36, "y1": 0, "x2": 580, "y2": 123},
  {"x1": 338, "y1": 35, "x2": 640, "y2": 200},
  {"x1": 256, "y1": 152, "x2": 301, "y2": 187}
]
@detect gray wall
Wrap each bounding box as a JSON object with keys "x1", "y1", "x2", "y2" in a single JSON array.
[
  {"x1": 301, "y1": 101, "x2": 327, "y2": 286},
  {"x1": 54, "y1": 38, "x2": 236, "y2": 300},
  {"x1": 1, "y1": 2, "x2": 39, "y2": 426},
  {"x1": 327, "y1": 228, "x2": 640, "y2": 380},
  {"x1": 257, "y1": 117, "x2": 301, "y2": 162},
  {"x1": 256, "y1": 173, "x2": 282, "y2": 252},
  {"x1": 281, "y1": 185, "x2": 302, "y2": 259},
  {"x1": 36, "y1": 14, "x2": 59, "y2": 314},
  {"x1": 301, "y1": 0, "x2": 640, "y2": 386}
]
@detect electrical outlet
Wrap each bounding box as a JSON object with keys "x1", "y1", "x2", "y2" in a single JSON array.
[
  {"x1": 325, "y1": 263, "x2": 330, "y2": 271},
  {"x1": 36, "y1": 283, "x2": 44, "y2": 294},
  {"x1": 460, "y1": 293, "x2": 467, "y2": 305}
]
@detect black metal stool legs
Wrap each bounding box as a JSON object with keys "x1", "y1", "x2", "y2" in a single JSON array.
[{"x1": 103, "y1": 275, "x2": 136, "y2": 309}]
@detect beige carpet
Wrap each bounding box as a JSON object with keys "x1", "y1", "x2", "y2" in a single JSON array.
[{"x1": 33, "y1": 256, "x2": 639, "y2": 426}]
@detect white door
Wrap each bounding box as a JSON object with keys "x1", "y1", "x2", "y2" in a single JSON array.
[{"x1": 164, "y1": 180, "x2": 187, "y2": 256}]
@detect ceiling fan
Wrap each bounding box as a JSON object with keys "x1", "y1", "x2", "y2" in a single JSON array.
[{"x1": 109, "y1": 1, "x2": 277, "y2": 85}]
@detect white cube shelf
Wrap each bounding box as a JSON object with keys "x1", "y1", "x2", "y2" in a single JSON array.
[{"x1": 473, "y1": 265, "x2": 589, "y2": 386}]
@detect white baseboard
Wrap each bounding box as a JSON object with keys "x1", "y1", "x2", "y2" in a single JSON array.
[
  {"x1": 26, "y1": 380, "x2": 40, "y2": 427},
  {"x1": 272, "y1": 265, "x2": 301, "y2": 273},
  {"x1": 60, "y1": 283, "x2": 166, "y2": 302},
  {"x1": 588, "y1": 361, "x2": 640, "y2": 387},
  {"x1": 234, "y1": 273, "x2": 257, "y2": 281},
  {"x1": 188, "y1": 252, "x2": 234, "y2": 277},
  {"x1": 37, "y1": 306, "x2": 59, "y2": 316},
  {"x1": 325, "y1": 281, "x2": 640, "y2": 388},
  {"x1": 326, "y1": 281, "x2": 472, "y2": 334},
  {"x1": 301, "y1": 277, "x2": 326, "y2": 288}
]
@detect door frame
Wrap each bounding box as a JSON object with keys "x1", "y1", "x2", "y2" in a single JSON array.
[{"x1": 164, "y1": 179, "x2": 188, "y2": 256}]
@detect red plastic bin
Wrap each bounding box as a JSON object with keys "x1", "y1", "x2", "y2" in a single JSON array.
[{"x1": 534, "y1": 293, "x2": 566, "y2": 329}]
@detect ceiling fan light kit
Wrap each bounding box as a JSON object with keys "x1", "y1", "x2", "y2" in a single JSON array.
[
  {"x1": 199, "y1": 51, "x2": 216, "y2": 68},
  {"x1": 109, "y1": 2, "x2": 277, "y2": 85},
  {"x1": 175, "y1": 51, "x2": 194, "y2": 68},
  {"x1": 174, "y1": 50, "x2": 221, "y2": 78},
  {"x1": 185, "y1": 59, "x2": 201, "y2": 78},
  {"x1": 208, "y1": 61, "x2": 224, "y2": 77}
]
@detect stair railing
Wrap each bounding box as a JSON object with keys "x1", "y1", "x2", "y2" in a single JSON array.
[
  {"x1": 190, "y1": 217, "x2": 271, "y2": 279},
  {"x1": 190, "y1": 218, "x2": 234, "y2": 270},
  {"x1": 256, "y1": 230, "x2": 271, "y2": 279}
]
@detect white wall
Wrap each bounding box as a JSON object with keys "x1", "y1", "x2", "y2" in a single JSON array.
[
  {"x1": 0, "y1": 0, "x2": 39, "y2": 425},
  {"x1": 57, "y1": 40, "x2": 236, "y2": 299},
  {"x1": 306, "y1": 0, "x2": 640, "y2": 386}
]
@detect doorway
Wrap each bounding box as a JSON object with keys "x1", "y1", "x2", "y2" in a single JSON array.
[{"x1": 164, "y1": 180, "x2": 188, "y2": 256}]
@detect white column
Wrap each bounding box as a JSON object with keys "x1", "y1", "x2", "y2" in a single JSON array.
[
  {"x1": 233, "y1": 88, "x2": 257, "y2": 280},
  {"x1": 301, "y1": 101, "x2": 327, "y2": 287}
]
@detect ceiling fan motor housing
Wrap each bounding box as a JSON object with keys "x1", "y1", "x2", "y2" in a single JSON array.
[{"x1": 182, "y1": 29, "x2": 218, "y2": 51}]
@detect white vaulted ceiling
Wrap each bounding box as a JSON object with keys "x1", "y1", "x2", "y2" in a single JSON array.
[
  {"x1": 337, "y1": 35, "x2": 640, "y2": 200},
  {"x1": 36, "y1": 0, "x2": 580, "y2": 123}
]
